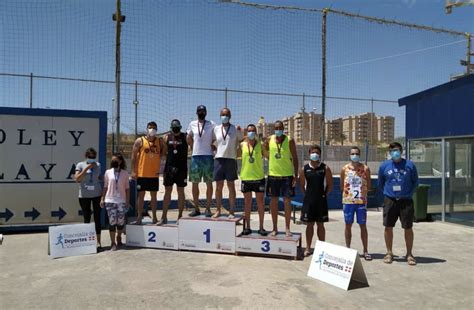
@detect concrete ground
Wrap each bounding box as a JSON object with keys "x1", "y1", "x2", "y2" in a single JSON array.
[{"x1": 1, "y1": 210, "x2": 473, "y2": 310}]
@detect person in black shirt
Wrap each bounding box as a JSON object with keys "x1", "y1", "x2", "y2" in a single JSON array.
[
  {"x1": 157, "y1": 119, "x2": 189, "y2": 225},
  {"x1": 298, "y1": 144, "x2": 333, "y2": 257}
]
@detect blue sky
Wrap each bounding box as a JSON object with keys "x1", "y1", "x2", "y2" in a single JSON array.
[{"x1": 0, "y1": 0, "x2": 472, "y2": 136}]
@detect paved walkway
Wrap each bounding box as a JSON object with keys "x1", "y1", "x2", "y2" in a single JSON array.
[{"x1": 1, "y1": 210, "x2": 473, "y2": 309}]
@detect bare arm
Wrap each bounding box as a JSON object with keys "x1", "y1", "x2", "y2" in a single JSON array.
[
  {"x1": 325, "y1": 166, "x2": 334, "y2": 195},
  {"x1": 289, "y1": 138, "x2": 299, "y2": 177},
  {"x1": 130, "y1": 138, "x2": 142, "y2": 179},
  {"x1": 186, "y1": 134, "x2": 193, "y2": 153},
  {"x1": 340, "y1": 166, "x2": 345, "y2": 190},
  {"x1": 74, "y1": 163, "x2": 94, "y2": 182},
  {"x1": 100, "y1": 173, "x2": 108, "y2": 207},
  {"x1": 161, "y1": 136, "x2": 168, "y2": 157},
  {"x1": 262, "y1": 137, "x2": 270, "y2": 158},
  {"x1": 298, "y1": 167, "x2": 306, "y2": 194},
  {"x1": 366, "y1": 166, "x2": 372, "y2": 192}
]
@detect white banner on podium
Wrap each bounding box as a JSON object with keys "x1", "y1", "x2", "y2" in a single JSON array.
[
  {"x1": 126, "y1": 224, "x2": 179, "y2": 250},
  {"x1": 48, "y1": 223, "x2": 97, "y2": 258},
  {"x1": 178, "y1": 216, "x2": 240, "y2": 253},
  {"x1": 307, "y1": 241, "x2": 368, "y2": 290},
  {"x1": 236, "y1": 232, "x2": 301, "y2": 259}
]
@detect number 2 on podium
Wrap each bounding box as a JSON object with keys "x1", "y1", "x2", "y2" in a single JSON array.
[
  {"x1": 203, "y1": 229, "x2": 211, "y2": 243},
  {"x1": 148, "y1": 231, "x2": 156, "y2": 242}
]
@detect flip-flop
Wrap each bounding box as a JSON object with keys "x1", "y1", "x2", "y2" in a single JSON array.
[
  {"x1": 407, "y1": 255, "x2": 417, "y2": 266},
  {"x1": 363, "y1": 253, "x2": 373, "y2": 261},
  {"x1": 304, "y1": 249, "x2": 313, "y2": 257},
  {"x1": 383, "y1": 253, "x2": 393, "y2": 264}
]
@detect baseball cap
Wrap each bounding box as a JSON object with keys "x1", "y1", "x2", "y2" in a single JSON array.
[
  {"x1": 170, "y1": 119, "x2": 182, "y2": 128},
  {"x1": 196, "y1": 105, "x2": 207, "y2": 112}
]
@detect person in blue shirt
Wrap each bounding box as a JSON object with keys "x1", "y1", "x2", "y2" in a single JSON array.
[{"x1": 378, "y1": 142, "x2": 419, "y2": 266}]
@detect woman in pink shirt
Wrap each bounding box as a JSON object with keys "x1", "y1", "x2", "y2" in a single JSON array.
[{"x1": 100, "y1": 153, "x2": 130, "y2": 251}]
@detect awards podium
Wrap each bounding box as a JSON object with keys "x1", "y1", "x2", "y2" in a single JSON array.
[{"x1": 126, "y1": 214, "x2": 302, "y2": 259}]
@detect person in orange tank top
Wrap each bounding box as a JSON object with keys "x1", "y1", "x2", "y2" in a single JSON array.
[{"x1": 131, "y1": 121, "x2": 164, "y2": 225}]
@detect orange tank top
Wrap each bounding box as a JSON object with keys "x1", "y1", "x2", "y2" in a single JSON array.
[{"x1": 137, "y1": 136, "x2": 161, "y2": 178}]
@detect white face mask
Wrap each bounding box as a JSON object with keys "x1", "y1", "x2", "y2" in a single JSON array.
[{"x1": 148, "y1": 128, "x2": 157, "y2": 137}]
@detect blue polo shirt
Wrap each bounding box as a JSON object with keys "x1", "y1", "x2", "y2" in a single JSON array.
[{"x1": 378, "y1": 158, "x2": 419, "y2": 199}]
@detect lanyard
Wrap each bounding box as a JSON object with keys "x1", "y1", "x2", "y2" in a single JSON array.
[
  {"x1": 114, "y1": 169, "x2": 120, "y2": 190},
  {"x1": 247, "y1": 140, "x2": 256, "y2": 159},
  {"x1": 197, "y1": 120, "x2": 206, "y2": 138},
  {"x1": 221, "y1": 124, "x2": 230, "y2": 141},
  {"x1": 171, "y1": 134, "x2": 180, "y2": 151},
  {"x1": 275, "y1": 136, "x2": 285, "y2": 155}
]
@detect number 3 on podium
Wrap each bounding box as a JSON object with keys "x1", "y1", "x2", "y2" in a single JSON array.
[{"x1": 261, "y1": 240, "x2": 270, "y2": 252}]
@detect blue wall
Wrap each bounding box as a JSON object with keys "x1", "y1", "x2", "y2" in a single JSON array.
[{"x1": 399, "y1": 74, "x2": 474, "y2": 139}]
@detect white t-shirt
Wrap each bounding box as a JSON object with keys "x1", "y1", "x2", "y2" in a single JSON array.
[
  {"x1": 213, "y1": 124, "x2": 243, "y2": 159},
  {"x1": 103, "y1": 168, "x2": 130, "y2": 204},
  {"x1": 187, "y1": 120, "x2": 216, "y2": 156}
]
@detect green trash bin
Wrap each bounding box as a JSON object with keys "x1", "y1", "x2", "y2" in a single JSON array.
[{"x1": 413, "y1": 184, "x2": 430, "y2": 222}]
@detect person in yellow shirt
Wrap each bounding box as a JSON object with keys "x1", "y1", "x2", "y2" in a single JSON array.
[
  {"x1": 240, "y1": 124, "x2": 268, "y2": 236},
  {"x1": 263, "y1": 121, "x2": 299, "y2": 237},
  {"x1": 131, "y1": 121, "x2": 164, "y2": 225}
]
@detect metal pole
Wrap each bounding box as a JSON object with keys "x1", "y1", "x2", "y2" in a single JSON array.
[
  {"x1": 134, "y1": 80, "x2": 138, "y2": 138},
  {"x1": 224, "y1": 87, "x2": 228, "y2": 108},
  {"x1": 301, "y1": 93, "x2": 306, "y2": 163},
  {"x1": 114, "y1": 0, "x2": 124, "y2": 152},
  {"x1": 441, "y1": 138, "x2": 446, "y2": 222},
  {"x1": 29, "y1": 72, "x2": 33, "y2": 108},
  {"x1": 321, "y1": 8, "x2": 328, "y2": 159},
  {"x1": 466, "y1": 33, "x2": 472, "y2": 75}
]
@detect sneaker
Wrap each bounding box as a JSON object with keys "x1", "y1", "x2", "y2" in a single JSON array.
[
  {"x1": 156, "y1": 218, "x2": 168, "y2": 226},
  {"x1": 242, "y1": 228, "x2": 252, "y2": 235},
  {"x1": 204, "y1": 209, "x2": 212, "y2": 217},
  {"x1": 110, "y1": 244, "x2": 117, "y2": 251},
  {"x1": 258, "y1": 229, "x2": 268, "y2": 236},
  {"x1": 188, "y1": 209, "x2": 201, "y2": 217},
  {"x1": 227, "y1": 213, "x2": 235, "y2": 220}
]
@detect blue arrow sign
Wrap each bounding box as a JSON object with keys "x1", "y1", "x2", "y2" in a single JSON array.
[
  {"x1": 51, "y1": 207, "x2": 66, "y2": 220},
  {"x1": 0, "y1": 208, "x2": 14, "y2": 222},
  {"x1": 24, "y1": 208, "x2": 40, "y2": 221}
]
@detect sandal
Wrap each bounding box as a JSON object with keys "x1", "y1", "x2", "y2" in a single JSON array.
[
  {"x1": 406, "y1": 255, "x2": 417, "y2": 266},
  {"x1": 363, "y1": 252, "x2": 373, "y2": 261},
  {"x1": 304, "y1": 249, "x2": 313, "y2": 257},
  {"x1": 383, "y1": 253, "x2": 393, "y2": 264}
]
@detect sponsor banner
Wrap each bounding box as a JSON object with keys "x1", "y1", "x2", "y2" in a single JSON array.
[
  {"x1": 178, "y1": 217, "x2": 237, "y2": 253},
  {"x1": 236, "y1": 233, "x2": 300, "y2": 257},
  {"x1": 126, "y1": 224, "x2": 179, "y2": 250},
  {"x1": 307, "y1": 241, "x2": 368, "y2": 290},
  {"x1": 49, "y1": 223, "x2": 97, "y2": 258}
]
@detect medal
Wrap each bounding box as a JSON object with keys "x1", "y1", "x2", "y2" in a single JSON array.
[
  {"x1": 249, "y1": 157, "x2": 255, "y2": 163},
  {"x1": 247, "y1": 140, "x2": 256, "y2": 163},
  {"x1": 173, "y1": 149, "x2": 178, "y2": 154},
  {"x1": 275, "y1": 153, "x2": 281, "y2": 159},
  {"x1": 275, "y1": 136, "x2": 284, "y2": 160}
]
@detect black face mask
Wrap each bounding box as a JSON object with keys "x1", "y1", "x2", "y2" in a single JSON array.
[
  {"x1": 171, "y1": 127, "x2": 181, "y2": 134},
  {"x1": 197, "y1": 112, "x2": 206, "y2": 120},
  {"x1": 111, "y1": 160, "x2": 120, "y2": 168}
]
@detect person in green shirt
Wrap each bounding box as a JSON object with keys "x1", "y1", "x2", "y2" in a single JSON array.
[
  {"x1": 263, "y1": 121, "x2": 299, "y2": 237},
  {"x1": 240, "y1": 124, "x2": 268, "y2": 236}
]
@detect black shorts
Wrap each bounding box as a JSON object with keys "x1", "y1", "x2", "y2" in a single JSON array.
[
  {"x1": 266, "y1": 176, "x2": 295, "y2": 198},
  {"x1": 136, "y1": 177, "x2": 159, "y2": 192},
  {"x1": 241, "y1": 179, "x2": 266, "y2": 193},
  {"x1": 383, "y1": 196, "x2": 414, "y2": 229},
  {"x1": 301, "y1": 196, "x2": 329, "y2": 223},
  {"x1": 163, "y1": 166, "x2": 188, "y2": 187},
  {"x1": 214, "y1": 158, "x2": 238, "y2": 182}
]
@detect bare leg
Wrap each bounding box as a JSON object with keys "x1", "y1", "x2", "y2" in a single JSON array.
[
  {"x1": 316, "y1": 222, "x2": 325, "y2": 241},
  {"x1": 205, "y1": 182, "x2": 213, "y2": 212},
  {"x1": 243, "y1": 192, "x2": 252, "y2": 230},
  {"x1": 384, "y1": 227, "x2": 394, "y2": 255},
  {"x1": 405, "y1": 228, "x2": 414, "y2": 257},
  {"x1": 305, "y1": 222, "x2": 315, "y2": 255},
  {"x1": 227, "y1": 180, "x2": 236, "y2": 215},
  {"x1": 109, "y1": 229, "x2": 116, "y2": 249},
  {"x1": 150, "y1": 191, "x2": 158, "y2": 223},
  {"x1": 214, "y1": 180, "x2": 224, "y2": 217},
  {"x1": 270, "y1": 197, "x2": 278, "y2": 235},
  {"x1": 136, "y1": 191, "x2": 145, "y2": 224},
  {"x1": 161, "y1": 186, "x2": 172, "y2": 221},
  {"x1": 177, "y1": 186, "x2": 185, "y2": 219},
  {"x1": 345, "y1": 224, "x2": 352, "y2": 248},
  {"x1": 284, "y1": 197, "x2": 292, "y2": 237},
  {"x1": 256, "y1": 192, "x2": 265, "y2": 230},
  {"x1": 360, "y1": 224, "x2": 369, "y2": 254},
  {"x1": 192, "y1": 182, "x2": 200, "y2": 212}
]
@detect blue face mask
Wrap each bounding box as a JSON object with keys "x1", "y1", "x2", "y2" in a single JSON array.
[
  {"x1": 310, "y1": 153, "x2": 320, "y2": 162},
  {"x1": 221, "y1": 115, "x2": 230, "y2": 124},
  {"x1": 390, "y1": 150, "x2": 401, "y2": 161},
  {"x1": 350, "y1": 155, "x2": 360, "y2": 162},
  {"x1": 275, "y1": 130, "x2": 283, "y2": 137},
  {"x1": 247, "y1": 131, "x2": 256, "y2": 140},
  {"x1": 86, "y1": 158, "x2": 95, "y2": 164}
]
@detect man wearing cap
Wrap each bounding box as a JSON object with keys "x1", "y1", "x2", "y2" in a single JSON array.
[
  {"x1": 212, "y1": 107, "x2": 243, "y2": 218},
  {"x1": 131, "y1": 121, "x2": 164, "y2": 224},
  {"x1": 263, "y1": 120, "x2": 299, "y2": 237},
  {"x1": 186, "y1": 105, "x2": 216, "y2": 217},
  {"x1": 157, "y1": 119, "x2": 188, "y2": 225}
]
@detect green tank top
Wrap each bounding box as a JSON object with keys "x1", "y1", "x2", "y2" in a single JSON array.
[
  {"x1": 268, "y1": 135, "x2": 294, "y2": 177},
  {"x1": 240, "y1": 139, "x2": 264, "y2": 181}
]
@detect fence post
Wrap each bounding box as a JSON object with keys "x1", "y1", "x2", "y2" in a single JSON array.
[
  {"x1": 133, "y1": 80, "x2": 139, "y2": 138},
  {"x1": 301, "y1": 93, "x2": 306, "y2": 163},
  {"x1": 29, "y1": 72, "x2": 33, "y2": 108},
  {"x1": 321, "y1": 8, "x2": 328, "y2": 160}
]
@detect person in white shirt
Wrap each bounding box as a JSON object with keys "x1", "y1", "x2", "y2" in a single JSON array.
[
  {"x1": 186, "y1": 105, "x2": 216, "y2": 217},
  {"x1": 212, "y1": 108, "x2": 243, "y2": 218}
]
